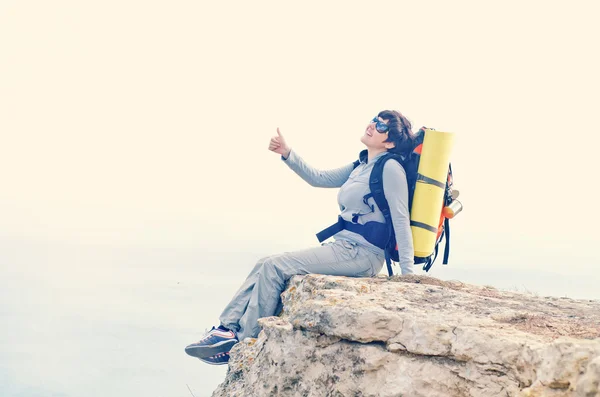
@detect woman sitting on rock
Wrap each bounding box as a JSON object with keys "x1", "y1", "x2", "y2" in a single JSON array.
[{"x1": 185, "y1": 110, "x2": 416, "y2": 365}]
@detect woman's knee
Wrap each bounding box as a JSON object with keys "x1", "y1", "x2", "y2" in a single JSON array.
[
  {"x1": 248, "y1": 256, "x2": 271, "y2": 275},
  {"x1": 261, "y1": 255, "x2": 289, "y2": 281},
  {"x1": 257, "y1": 252, "x2": 302, "y2": 282}
]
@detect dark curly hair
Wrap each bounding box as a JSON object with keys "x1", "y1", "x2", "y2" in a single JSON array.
[{"x1": 378, "y1": 110, "x2": 415, "y2": 157}]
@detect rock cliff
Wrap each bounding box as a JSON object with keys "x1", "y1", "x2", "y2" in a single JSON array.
[{"x1": 212, "y1": 274, "x2": 600, "y2": 396}]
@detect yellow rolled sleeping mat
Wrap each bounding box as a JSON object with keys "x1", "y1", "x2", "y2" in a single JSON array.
[{"x1": 410, "y1": 129, "x2": 455, "y2": 259}]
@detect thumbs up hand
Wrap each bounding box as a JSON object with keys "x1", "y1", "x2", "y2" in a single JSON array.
[{"x1": 268, "y1": 128, "x2": 291, "y2": 159}]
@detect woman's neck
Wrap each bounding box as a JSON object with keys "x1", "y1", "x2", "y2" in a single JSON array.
[{"x1": 367, "y1": 147, "x2": 387, "y2": 163}]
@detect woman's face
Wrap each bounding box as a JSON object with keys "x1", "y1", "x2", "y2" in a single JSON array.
[{"x1": 360, "y1": 116, "x2": 395, "y2": 150}]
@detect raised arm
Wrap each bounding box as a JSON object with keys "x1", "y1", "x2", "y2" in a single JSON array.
[
  {"x1": 382, "y1": 160, "x2": 415, "y2": 275},
  {"x1": 282, "y1": 150, "x2": 354, "y2": 188},
  {"x1": 269, "y1": 128, "x2": 354, "y2": 188}
]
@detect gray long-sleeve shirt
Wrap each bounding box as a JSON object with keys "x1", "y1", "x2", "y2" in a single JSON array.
[{"x1": 283, "y1": 150, "x2": 415, "y2": 275}]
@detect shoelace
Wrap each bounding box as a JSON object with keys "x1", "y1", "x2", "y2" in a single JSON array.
[
  {"x1": 197, "y1": 327, "x2": 236, "y2": 343},
  {"x1": 197, "y1": 327, "x2": 215, "y2": 343}
]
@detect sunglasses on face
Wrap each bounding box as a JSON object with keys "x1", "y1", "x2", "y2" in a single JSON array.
[{"x1": 370, "y1": 117, "x2": 389, "y2": 133}]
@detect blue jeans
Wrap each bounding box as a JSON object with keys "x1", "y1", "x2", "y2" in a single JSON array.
[{"x1": 219, "y1": 239, "x2": 384, "y2": 340}]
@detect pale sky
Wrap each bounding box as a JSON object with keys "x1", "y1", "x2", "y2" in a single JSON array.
[{"x1": 1, "y1": 0, "x2": 599, "y2": 276}]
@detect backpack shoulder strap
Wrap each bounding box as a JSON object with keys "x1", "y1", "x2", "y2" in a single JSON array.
[
  {"x1": 353, "y1": 149, "x2": 368, "y2": 169},
  {"x1": 369, "y1": 153, "x2": 405, "y2": 276},
  {"x1": 369, "y1": 154, "x2": 404, "y2": 222}
]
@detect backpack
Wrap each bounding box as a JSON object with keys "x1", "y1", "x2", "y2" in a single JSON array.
[
  {"x1": 366, "y1": 127, "x2": 458, "y2": 276},
  {"x1": 315, "y1": 127, "x2": 460, "y2": 276},
  {"x1": 366, "y1": 127, "x2": 458, "y2": 275}
]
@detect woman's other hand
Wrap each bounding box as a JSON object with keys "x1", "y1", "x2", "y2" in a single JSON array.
[{"x1": 268, "y1": 128, "x2": 291, "y2": 159}]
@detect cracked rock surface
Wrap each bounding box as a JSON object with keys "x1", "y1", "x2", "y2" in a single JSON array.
[{"x1": 212, "y1": 274, "x2": 600, "y2": 397}]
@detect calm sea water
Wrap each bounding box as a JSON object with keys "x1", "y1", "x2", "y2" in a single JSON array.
[
  {"x1": 1, "y1": 241, "x2": 598, "y2": 397},
  {"x1": 0, "y1": 241, "x2": 250, "y2": 397}
]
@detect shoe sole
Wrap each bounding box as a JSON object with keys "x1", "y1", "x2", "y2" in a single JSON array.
[
  {"x1": 185, "y1": 339, "x2": 238, "y2": 358},
  {"x1": 198, "y1": 357, "x2": 229, "y2": 366}
]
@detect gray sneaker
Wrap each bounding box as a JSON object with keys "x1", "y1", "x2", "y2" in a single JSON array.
[{"x1": 185, "y1": 327, "x2": 238, "y2": 358}]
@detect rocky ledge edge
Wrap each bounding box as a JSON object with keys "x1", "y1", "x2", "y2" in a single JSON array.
[{"x1": 213, "y1": 274, "x2": 600, "y2": 397}]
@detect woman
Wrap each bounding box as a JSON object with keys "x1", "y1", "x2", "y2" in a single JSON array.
[{"x1": 185, "y1": 110, "x2": 416, "y2": 365}]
